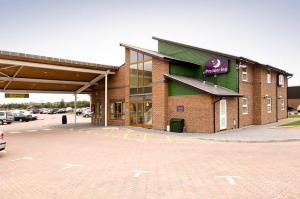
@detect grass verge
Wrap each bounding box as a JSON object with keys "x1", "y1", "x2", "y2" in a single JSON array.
[{"x1": 281, "y1": 120, "x2": 300, "y2": 126}]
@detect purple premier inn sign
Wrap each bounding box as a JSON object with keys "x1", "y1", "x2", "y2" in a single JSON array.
[{"x1": 204, "y1": 57, "x2": 229, "y2": 75}]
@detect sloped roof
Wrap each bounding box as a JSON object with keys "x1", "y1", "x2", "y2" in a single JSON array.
[
  {"x1": 0, "y1": 50, "x2": 118, "y2": 71},
  {"x1": 120, "y1": 43, "x2": 199, "y2": 67},
  {"x1": 153, "y1": 37, "x2": 292, "y2": 76},
  {"x1": 164, "y1": 74, "x2": 242, "y2": 97}
]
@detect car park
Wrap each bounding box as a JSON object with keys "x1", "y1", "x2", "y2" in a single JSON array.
[
  {"x1": 0, "y1": 111, "x2": 14, "y2": 125},
  {"x1": 0, "y1": 131, "x2": 6, "y2": 151}
]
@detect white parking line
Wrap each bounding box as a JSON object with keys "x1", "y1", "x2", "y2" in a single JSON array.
[
  {"x1": 25, "y1": 129, "x2": 38, "y2": 132},
  {"x1": 131, "y1": 170, "x2": 151, "y2": 178},
  {"x1": 42, "y1": 128, "x2": 52, "y2": 131},
  {"x1": 61, "y1": 163, "x2": 82, "y2": 170},
  {"x1": 215, "y1": 176, "x2": 241, "y2": 185},
  {"x1": 8, "y1": 131, "x2": 23, "y2": 134},
  {"x1": 11, "y1": 156, "x2": 33, "y2": 162}
]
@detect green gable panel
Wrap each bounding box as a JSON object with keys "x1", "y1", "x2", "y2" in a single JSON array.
[
  {"x1": 159, "y1": 41, "x2": 238, "y2": 92},
  {"x1": 168, "y1": 79, "x2": 204, "y2": 96},
  {"x1": 169, "y1": 63, "x2": 198, "y2": 77}
]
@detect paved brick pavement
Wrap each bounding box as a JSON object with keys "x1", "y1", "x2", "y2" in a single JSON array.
[{"x1": 0, "y1": 116, "x2": 300, "y2": 198}]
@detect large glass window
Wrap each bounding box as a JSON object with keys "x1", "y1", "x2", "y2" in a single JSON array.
[{"x1": 129, "y1": 50, "x2": 152, "y2": 94}]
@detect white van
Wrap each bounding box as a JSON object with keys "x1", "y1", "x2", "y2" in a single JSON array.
[{"x1": 0, "y1": 111, "x2": 14, "y2": 125}]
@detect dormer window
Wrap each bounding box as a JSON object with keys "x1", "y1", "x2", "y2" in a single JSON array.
[{"x1": 267, "y1": 70, "x2": 272, "y2": 84}]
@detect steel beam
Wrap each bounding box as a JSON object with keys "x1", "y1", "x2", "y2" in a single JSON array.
[
  {"x1": 0, "y1": 59, "x2": 115, "y2": 75},
  {"x1": 76, "y1": 73, "x2": 106, "y2": 94},
  {"x1": 0, "y1": 77, "x2": 88, "y2": 85},
  {"x1": 0, "y1": 89, "x2": 91, "y2": 94}
]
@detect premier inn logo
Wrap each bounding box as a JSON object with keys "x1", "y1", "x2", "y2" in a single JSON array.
[{"x1": 204, "y1": 57, "x2": 229, "y2": 75}]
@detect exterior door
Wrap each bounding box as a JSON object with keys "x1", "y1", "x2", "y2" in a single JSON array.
[
  {"x1": 220, "y1": 99, "x2": 227, "y2": 130},
  {"x1": 130, "y1": 101, "x2": 152, "y2": 128}
]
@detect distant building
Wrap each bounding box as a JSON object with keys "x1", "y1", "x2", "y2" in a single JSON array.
[{"x1": 288, "y1": 86, "x2": 300, "y2": 109}]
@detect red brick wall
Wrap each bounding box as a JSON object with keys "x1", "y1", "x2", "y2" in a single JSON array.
[
  {"x1": 239, "y1": 63, "x2": 288, "y2": 126},
  {"x1": 239, "y1": 62, "x2": 255, "y2": 127},
  {"x1": 91, "y1": 64, "x2": 126, "y2": 126},
  {"x1": 213, "y1": 97, "x2": 238, "y2": 132},
  {"x1": 168, "y1": 95, "x2": 214, "y2": 133},
  {"x1": 277, "y1": 77, "x2": 288, "y2": 119},
  {"x1": 152, "y1": 58, "x2": 169, "y2": 130}
]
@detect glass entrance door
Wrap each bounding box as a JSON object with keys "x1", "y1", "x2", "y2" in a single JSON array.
[{"x1": 130, "y1": 101, "x2": 152, "y2": 128}]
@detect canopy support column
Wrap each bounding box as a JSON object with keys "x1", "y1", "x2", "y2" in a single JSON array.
[
  {"x1": 74, "y1": 93, "x2": 77, "y2": 125},
  {"x1": 104, "y1": 72, "x2": 108, "y2": 127}
]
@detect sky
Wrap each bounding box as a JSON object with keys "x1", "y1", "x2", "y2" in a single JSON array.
[{"x1": 0, "y1": 0, "x2": 299, "y2": 103}]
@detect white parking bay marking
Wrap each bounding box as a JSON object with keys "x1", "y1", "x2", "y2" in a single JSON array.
[
  {"x1": 9, "y1": 131, "x2": 23, "y2": 134},
  {"x1": 131, "y1": 170, "x2": 151, "y2": 178},
  {"x1": 26, "y1": 129, "x2": 38, "y2": 132},
  {"x1": 61, "y1": 163, "x2": 82, "y2": 170},
  {"x1": 11, "y1": 156, "x2": 33, "y2": 162},
  {"x1": 42, "y1": 128, "x2": 52, "y2": 131},
  {"x1": 215, "y1": 176, "x2": 241, "y2": 185}
]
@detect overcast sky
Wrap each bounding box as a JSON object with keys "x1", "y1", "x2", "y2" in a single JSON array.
[{"x1": 0, "y1": 0, "x2": 299, "y2": 103}]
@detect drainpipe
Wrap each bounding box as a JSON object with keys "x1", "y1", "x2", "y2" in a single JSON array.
[
  {"x1": 236, "y1": 61, "x2": 240, "y2": 129},
  {"x1": 276, "y1": 73, "x2": 278, "y2": 122},
  {"x1": 287, "y1": 76, "x2": 292, "y2": 118},
  {"x1": 213, "y1": 97, "x2": 222, "y2": 133}
]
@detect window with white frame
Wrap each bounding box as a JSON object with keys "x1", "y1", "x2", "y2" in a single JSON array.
[
  {"x1": 281, "y1": 98, "x2": 285, "y2": 111},
  {"x1": 267, "y1": 70, "x2": 272, "y2": 83},
  {"x1": 278, "y1": 75, "x2": 285, "y2": 87},
  {"x1": 241, "y1": 66, "x2": 248, "y2": 81},
  {"x1": 267, "y1": 97, "x2": 272, "y2": 113},
  {"x1": 242, "y1": 97, "x2": 248, "y2": 114}
]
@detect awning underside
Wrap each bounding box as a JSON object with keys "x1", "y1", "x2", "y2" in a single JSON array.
[
  {"x1": 0, "y1": 55, "x2": 116, "y2": 94},
  {"x1": 164, "y1": 74, "x2": 242, "y2": 97}
]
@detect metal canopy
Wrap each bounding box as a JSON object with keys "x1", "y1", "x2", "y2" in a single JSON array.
[
  {"x1": 0, "y1": 50, "x2": 117, "y2": 94},
  {"x1": 0, "y1": 50, "x2": 117, "y2": 126}
]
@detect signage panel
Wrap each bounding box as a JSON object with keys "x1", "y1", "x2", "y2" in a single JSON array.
[
  {"x1": 177, "y1": 105, "x2": 184, "y2": 112},
  {"x1": 204, "y1": 57, "x2": 229, "y2": 75},
  {"x1": 5, "y1": 93, "x2": 29, "y2": 98}
]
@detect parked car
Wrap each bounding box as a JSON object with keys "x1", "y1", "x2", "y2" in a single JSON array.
[
  {"x1": 297, "y1": 105, "x2": 300, "y2": 113},
  {"x1": 40, "y1": 108, "x2": 50, "y2": 114},
  {"x1": 83, "y1": 110, "x2": 91, "y2": 117},
  {"x1": 57, "y1": 108, "x2": 67, "y2": 114},
  {"x1": 0, "y1": 111, "x2": 14, "y2": 125},
  {"x1": 76, "y1": 108, "x2": 83, "y2": 115},
  {"x1": 0, "y1": 131, "x2": 6, "y2": 151},
  {"x1": 48, "y1": 108, "x2": 59, "y2": 114},
  {"x1": 31, "y1": 113, "x2": 38, "y2": 120},
  {"x1": 13, "y1": 110, "x2": 32, "y2": 122},
  {"x1": 32, "y1": 109, "x2": 40, "y2": 114}
]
